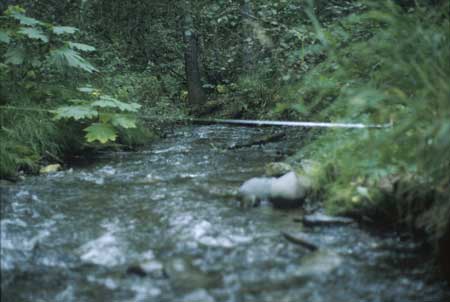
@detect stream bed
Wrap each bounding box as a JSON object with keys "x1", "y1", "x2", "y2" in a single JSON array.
[{"x1": 1, "y1": 125, "x2": 449, "y2": 302}]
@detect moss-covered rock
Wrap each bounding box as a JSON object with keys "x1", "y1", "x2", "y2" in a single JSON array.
[{"x1": 265, "y1": 162, "x2": 293, "y2": 177}]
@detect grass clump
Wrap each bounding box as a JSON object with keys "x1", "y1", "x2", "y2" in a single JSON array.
[
  {"x1": 283, "y1": 0, "x2": 449, "y2": 269},
  {"x1": 0, "y1": 103, "x2": 81, "y2": 178}
]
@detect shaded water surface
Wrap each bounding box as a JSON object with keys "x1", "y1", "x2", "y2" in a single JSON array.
[{"x1": 1, "y1": 125, "x2": 449, "y2": 302}]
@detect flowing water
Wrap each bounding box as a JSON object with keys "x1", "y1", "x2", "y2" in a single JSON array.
[{"x1": 1, "y1": 125, "x2": 449, "y2": 302}]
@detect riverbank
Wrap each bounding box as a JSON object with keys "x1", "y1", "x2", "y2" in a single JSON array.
[
  {"x1": 276, "y1": 2, "x2": 450, "y2": 279},
  {"x1": 246, "y1": 1, "x2": 449, "y2": 279},
  {"x1": 0, "y1": 104, "x2": 159, "y2": 180},
  {"x1": 0, "y1": 4, "x2": 188, "y2": 180}
]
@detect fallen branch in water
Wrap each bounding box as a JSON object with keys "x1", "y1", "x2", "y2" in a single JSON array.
[
  {"x1": 228, "y1": 132, "x2": 286, "y2": 149},
  {"x1": 282, "y1": 231, "x2": 319, "y2": 251}
]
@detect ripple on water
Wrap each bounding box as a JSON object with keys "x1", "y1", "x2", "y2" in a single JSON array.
[
  {"x1": 98, "y1": 165, "x2": 116, "y2": 176},
  {"x1": 78, "y1": 222, "x2": 126, "y2": 267},
  {"x1": 77, "y1": 172, "x2": 105, "y2": 185},
  {"x1": 181, "y1": 289, "x2": 215, "y2": 302},
  {"x1": 1, "y1": 125, "x2": 449, "y2": 302}
]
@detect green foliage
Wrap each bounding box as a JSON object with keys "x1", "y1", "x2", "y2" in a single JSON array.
[
  {"x1": 110, "y1": 114, "x2": 138, "y2": 129},
  {"x1": 84, "y1": 123, "x2": 117, "y2": 143},
  {"x1": 4, "y1": 46, "x2": 25, "y2": 65},
  {"x1": 53, "y1": 88, "x2": 141, "y2": 143},
  {"x1": 48, "y1": 47, "x2": 97, "y2": 73},
  {"x1": 288, "y1": 1, "x2": 450, "y2": 238},
  {"x1": 96, "y1": 69, "x2": 186, "y2": 125},
  {"x1": 0, "y1": 5, "x2": 144, "y2": 177},
  {"x1": 1, "y1": 5, "x2": 97, "y2": 74},
  {"x1": 0, "y1": 30, "x2": 11, "y2": 43},
  {"x1": 91, "y1": 95, "x2": 140, "y2": 112},
  {"x1": 54, "y1": 104, "x2": 98, "y2": 120},
  {"x1": 67, "y1": 42, "x2": 95, "y2": 52},
  {"x1": 9, "y1": 8, "x2": 43, "y2": 26},
  {"x1": 0, "y1": 100, "x2": 80, "y2": 178},
  {"x1": 18, "y1": 27, "x2": 48, "y2": 42},
  {"x1": 52, "y1": 26, "x2": 78, "y2": 35}
]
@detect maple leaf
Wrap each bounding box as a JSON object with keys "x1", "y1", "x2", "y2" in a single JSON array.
[{"x1": 84, "y1": 123, "x2": 117, "y2": 143}]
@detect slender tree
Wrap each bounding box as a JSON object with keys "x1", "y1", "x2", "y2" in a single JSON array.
[{"x1": 183, "y1": 0, "x2": 206, "y2": 111}]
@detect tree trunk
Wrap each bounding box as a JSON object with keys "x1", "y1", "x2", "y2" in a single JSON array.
[
  {"x1": 314, "y1": 0, "x2": 326, "y2": 15},
  {"x1": 183, "y1": 0, "x2": 206, "y2": 111}
]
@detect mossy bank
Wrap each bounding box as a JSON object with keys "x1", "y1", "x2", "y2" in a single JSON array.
[{"x1": 277, "y1": 1, "x2": 449, "y2": 279}]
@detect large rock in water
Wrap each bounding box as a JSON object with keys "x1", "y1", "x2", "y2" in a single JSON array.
[
  {"x1": 270, "y1": 172, "x2": 307, "y2": 208},
  {"x1": 238, "y1": 172, "x2": 310, "y2": 208},
  {"x1": 238, "y1": 177, "x2": 274, "y2": 207}
]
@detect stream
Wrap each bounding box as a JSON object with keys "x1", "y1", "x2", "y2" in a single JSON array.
[{"x1": 1, "y1": 125, "x2": 449, "y2": 302}]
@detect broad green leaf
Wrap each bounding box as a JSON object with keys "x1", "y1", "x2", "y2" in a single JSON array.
[
  {"x1": 99, "y1": 113, "x2": 112, "y2": 123},
  {"x1": 0, "y1": 31, "x2": 11, "y2": 44},
  {"x1": 91, "y1": 95, "x2": 141, "y2": 112},
  {"x1": 48, "y1": 47, "x2": 97, "y2": 73},
  {"x1": 18, "y1": 27, "x2": 48, "y2": 42},
  {"x1": 4, "y1": 46, "x2": 25, "y2": 65},
  {"x1": 53, "y1": 105, "x2": 98, "y2": 120},
  {"x1": 111, "y1": 114, "x2": 137, "y2": 129},
  {"x1": 52, "y1": 26, "x2": 78, "y2": 35},
  {"x1": 84, "y1": 123, "x2": 117, "y2": 143},
  {"x1": 68, "y1": 42, "x2": 96, "y2": 52},
  {"x1": 11, "y1": 12, "x2": 42, "y2": 26}
]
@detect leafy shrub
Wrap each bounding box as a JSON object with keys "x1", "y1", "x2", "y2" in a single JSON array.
[
  {"x1": 290, "y1": 1, "x2": 449, "y2": 238},
  {"x1": 0, "y1": 5, "x2": 96, "y2": 75},
  {"x1": 53, "y1": 87, "x2": 141, "y2": 143},
  {"x1": 0, "y1": 6, "x2": 143, "y2": 177}
]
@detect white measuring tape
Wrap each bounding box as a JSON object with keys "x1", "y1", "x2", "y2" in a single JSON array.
[
  {"x1": 0, "y1": 106, "x2": 391, "y2": 129},
  {"x1": 190, "y1": 118, "x2": 392, "y2": 129}
]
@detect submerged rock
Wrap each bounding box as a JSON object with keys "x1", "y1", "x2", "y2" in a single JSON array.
[
  {"x1": 126, "y1": 259, "x2": 165, "y2": 278},
  {"x1": 182, "y1": 289, "x2": 215, "y2": 302},
  {"x1": 164, "y1": 258, "x2": 221, "y2": 290},
  {"x1": 295, "y1": 250, "x2": 343, "y2": 277},
  {"x1": 238, "y1": 172, "x2": 312, "y2": 208},
  {"x1": 302, "y1": 213, "x2": 355, "y2": 227},
  {"x1": 438, "y1": 226, "x2": 450, "y2": 282},
  {"x1": 126, "y1": 265, "x2": 148, "y2": 277},
  {"x1": 0, "y1": 179, "x2": 15, "y2": 186}
]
